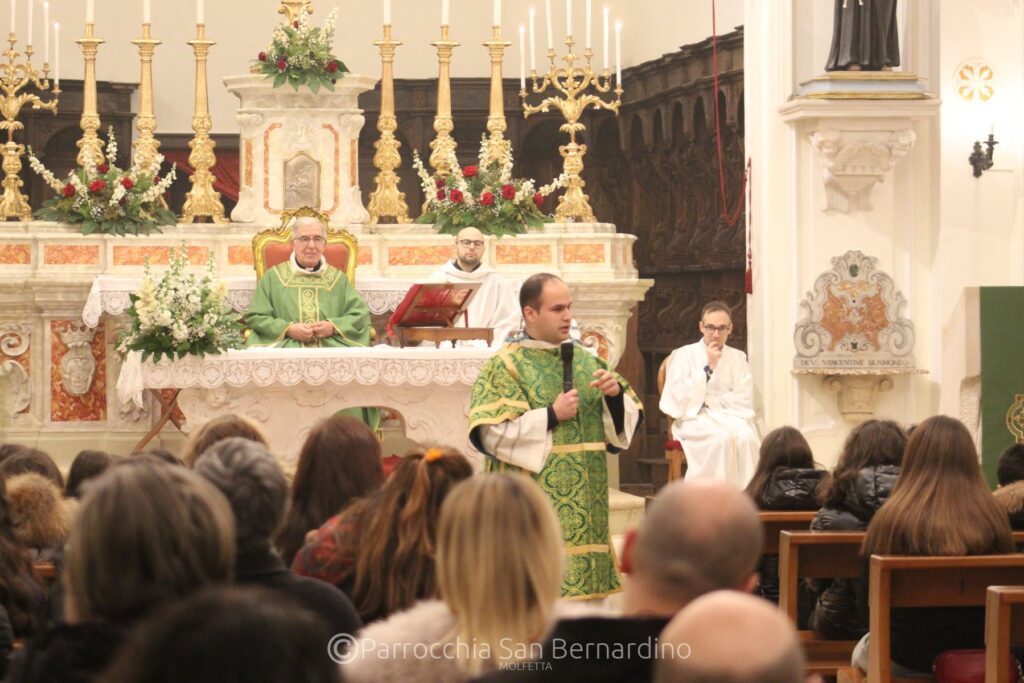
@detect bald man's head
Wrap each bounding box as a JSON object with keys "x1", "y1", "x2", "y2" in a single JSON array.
[
  {"x1": 455, "y1": 227, "x2": 485, "y2": 271},
  {"x1": 626, "y1": 479, "x2": 762, "y2": 609},
  {"x1": 654, "y1": 591, "x2": 805, "y2": 683}
]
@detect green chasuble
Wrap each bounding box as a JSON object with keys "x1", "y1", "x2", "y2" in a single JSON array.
[
  {"x1": 468, "y1": 337, "x2": 643, "y2": 600},
  {"x1": 243, "y1": 260, "x2": 371, "y2": 349}
]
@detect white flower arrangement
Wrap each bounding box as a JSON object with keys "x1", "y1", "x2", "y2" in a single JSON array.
[
  {"x1": 253, "y1": 7, "x2": 347, "y2": 93},
  {"x1": 117, "y1": 246, "x2": 244, "y2": 362},
  {"x1": 413, "y1": 135, "x2": 567, "y2": 236}
]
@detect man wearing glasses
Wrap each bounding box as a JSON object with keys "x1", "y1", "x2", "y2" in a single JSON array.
[
  {"x1": 658, "y1": 301, "x2": 760, "y2": 488},
  {"x1": 243, "y1": 216, "x2": 372, "y2": 349},
  {"x1": 427, "y1": 226, "x2": 522, "y2": 347}
]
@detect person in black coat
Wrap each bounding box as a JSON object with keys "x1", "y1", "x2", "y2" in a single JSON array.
[
  {"x1": 993, "y1": 443, "x2": 1024, "y2": 531},
  {"x1": 808, "y1": 419, "x2": 906, "y2": 641},
  {"x1": 745, "y1": 426, "x2": 825, "y2": 607},
  {"x1": 193, "y1": 437, "x2": 363, "y2": 640}
]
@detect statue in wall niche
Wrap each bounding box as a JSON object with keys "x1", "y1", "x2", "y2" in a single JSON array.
[
  {"x1": 58, "y1": 323, "x2": 97, "y2": 396},
  {"x1": 826, "y1": 0, "x2": 901, "y2": 72}
]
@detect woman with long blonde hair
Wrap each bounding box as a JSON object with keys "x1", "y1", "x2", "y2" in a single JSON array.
[
  {"x1": 342, "y1": 473, "x2": 565, "y2": 682},
  {"x1": 853, "y1": 415, "x2": 1013, "y2": 674}
]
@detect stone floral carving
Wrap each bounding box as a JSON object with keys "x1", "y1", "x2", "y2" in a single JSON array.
[
  {"x1": 58, "y1": 322, "x2": 98, "y2": 396},
  {"x1": 0, "y1": 324, "x2": 31, "y2": 416},
  {"x1": 809, "y1": 128, "x2": 916, "y2": 213}
]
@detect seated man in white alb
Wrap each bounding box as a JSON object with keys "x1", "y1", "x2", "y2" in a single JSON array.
[
  {"x1": 659, "y1": 301, "x2": 760, "y2": 488},
  {"x1": 426, "y1": 227, "x2": 521, "y2": 347}
]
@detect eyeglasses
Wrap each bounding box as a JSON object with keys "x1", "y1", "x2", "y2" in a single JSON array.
[
  {"x1": 702, "y1": 324, "x2": 731, "y2": 334},
  {"x1": 294, "y1": 236, "x2": 326, "y2": 245},
  {"x1": 458, "y1": 239, "x2": 484, "y2": 248}
]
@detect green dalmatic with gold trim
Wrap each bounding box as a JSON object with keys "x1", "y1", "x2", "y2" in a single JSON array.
[
  {"x1": 469, "y1": 340, "x2": 642, "y2": 600},
  {"x1": 243, "y1": 261, "x2": 371, "y2": 348}
]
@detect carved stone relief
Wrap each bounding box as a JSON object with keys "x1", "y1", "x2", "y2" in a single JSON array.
[
  {"x1": 0, "y1": 324, "x2": 31, "y2": 417},
  {"x1": 58, "y1": 322, "x2": 98, "y2": 396}
]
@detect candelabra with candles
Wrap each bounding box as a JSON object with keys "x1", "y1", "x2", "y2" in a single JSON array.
[
  {"x1": 521, "y1": 37, "x2": 622, "y2": 222},
  {"x1": 0, "y1": 32, "x2": 59, "y2": 221},
  {"x1": 482, "y1": 25, "x2": 511, "y2": 166},
  {"x1": 75, "y1": 23, "x2": 104, "y2": 167},
  {"x1": 130, "y1": 22, "x2": 161, "y2": 173},
  {"x1": 428, "y1": 24, "x2": 459, "y2": 176},
  {"x1": 181, "y1": 22, "x2": 226, "y2": 223},
  {"x1": 367, "y1": 24, "x2": 409, "y2": 224}
]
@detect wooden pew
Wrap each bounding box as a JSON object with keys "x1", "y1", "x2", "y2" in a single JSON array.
[
  {"x1": 759, "y1": 510, "x2": 816, "y2": 555},
  {"x1": 836, "y1": 554, "x2": 1024, "y2": 683},
  {"x1": 985, "y1": 586, "x2": 1024, "y2": 683},
  {"x1": 778, "y1": 530, "x2": 865, "y2": 677}
]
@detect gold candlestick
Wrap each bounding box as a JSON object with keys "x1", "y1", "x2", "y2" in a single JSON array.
[
  {"x1": 131, "y1": 23, "x2": 161, "y2": 173},
  {"x1": 278, "y1": 0, "x2": 312, "y2": 24},
  {"x1": 521, "y1": 38, "x2": 623, "y2": 222},
  {"x1": 367, "y1": 24, "x2": 409, "y2": 225},
  {"x1": 181, "y1": 23, "x2": 226, "y2": 224},
  {"x1": 482, "y1": 25, "x2": 511, "y2": 166},
  {"x1": 0, "y1": 33, "x2": 59, "y2": 221},
  {"x1": 75, "y1": 23, "x2": 105, "y2": 168},
  {"x1": 428, "y1": 24, "x2": 459, "y2": 176}
]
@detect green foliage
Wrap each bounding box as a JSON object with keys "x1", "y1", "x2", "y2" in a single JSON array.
[{"x1": 252, "y1": 10, "x2": 348, "y2": 94}]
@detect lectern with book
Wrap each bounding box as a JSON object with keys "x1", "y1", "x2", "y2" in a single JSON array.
[{"x1": 386, "y1": 282, "x2": 493, "y2": 347}]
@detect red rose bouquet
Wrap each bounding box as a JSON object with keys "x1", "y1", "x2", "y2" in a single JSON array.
[{"x1": 252, "y1": 8, "x2": 347, "y2": 93}]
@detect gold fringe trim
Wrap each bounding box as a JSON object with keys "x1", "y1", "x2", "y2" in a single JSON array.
[{"x1": 470, "y1": 398, "x2": 532, "y2": 415}]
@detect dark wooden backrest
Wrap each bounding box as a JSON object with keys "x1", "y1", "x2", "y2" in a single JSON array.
[
  {"x1": 985, "y1": 586, "x2": 1024, "y2": 683},
  {"x1": 778, "y1": 530, "x2": 865, "y2": 624},
  {"x1": 759, "y1": 510, "x2": 816, "y2": 555},
  {"x1": 868, "y1": 554, "x2": 1024, "y2": 682}
]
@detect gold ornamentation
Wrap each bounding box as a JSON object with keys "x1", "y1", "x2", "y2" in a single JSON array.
[
  {"x1": 428, "y1": 25, "x2": 459, "y2": 177},
  {"x1": 1008, "y1": 394, "x2": 1024, "y2": 443},
  {"x1": 181, "y1": 23, "x2": 226, "y2": 224},
  {"x1": 251, "y1": 206, "x2": 358, "y2": 281},
  {"x1": 76, "y1": 24, "x2": 105, "y2": 168},
  {"x1": 367, "y1": 24, "x2": 409, "y2": 224},
  {"x1": 130, "y1": 24, "x2": 162, "y2": 174},
  {"x1": 0, "y1": 32, "x2": 59, "y2": 220},
  {"x1": 521, "y1": 38, "x2": 622, "y2": 222},
  {"x1": 482, "y1": 26, "x2": 511, "y2": 166},
  {"x1": 278, "y1": 0, "x2": 312, "y2": 24}
]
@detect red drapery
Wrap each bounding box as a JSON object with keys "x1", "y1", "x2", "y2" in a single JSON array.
[{"x1": 162, "y1": 150, "x2": 240, "y2": 202}]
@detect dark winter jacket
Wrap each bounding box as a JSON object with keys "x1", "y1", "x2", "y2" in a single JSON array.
[
  {"x1": 993, "y1": 480, "x2": 1024, "y2": 532},
  {"x1": 755, "y1": 467, "x2": 825, "y2": 606},
  {"x1": 6, "y1": 620, "x2": 125, "y2": 683},
  {"x1": 808, "y1": 464, "x2": 899, "y2": 640}
]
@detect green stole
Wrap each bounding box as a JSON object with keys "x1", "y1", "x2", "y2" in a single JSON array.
[{"x1": 469, "y1": 340, "x2": 640, "y2": 600}]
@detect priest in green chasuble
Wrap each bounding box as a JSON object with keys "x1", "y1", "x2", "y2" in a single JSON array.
[
  {"x1": 243, "y1": 216, "x2": 372, "y2": 349},
  {"x1": 469, "y1": 273, "x2": 643, "y2": 600}
]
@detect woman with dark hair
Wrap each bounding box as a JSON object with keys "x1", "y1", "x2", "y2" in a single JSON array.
[
  {"x1": 852, "y1": 415, "x2": 1013, "y2": 675},
  {"x1": 65, "y1": 450, "x2": 116, "y2": 499},
  {"x1": 293, "y1": 447, "x2": 473, "y2": 623},
  {"x1": 745, "y1": 426, "x2": 824, "y2": 605},
  {"x1": 0, "y1": 449, "x2": 64, "y2": 489},
  {"x1": 0, "y1": 477, "x2": 47, "y2": 678},
  {"x1": 181, "y1": 414, "x2": 269, "y2": 468},
  {"x1": 809, "y1": 419, "x2": 906, "y2": 640},
  {"x1": 274, "y1": 415, "x2": 385, "y2": 565}
]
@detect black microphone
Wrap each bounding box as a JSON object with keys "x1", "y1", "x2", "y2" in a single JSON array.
[
  {"x1": 704, "y1": 365, "x2": 713, "y2": 382},
  {"x1": 561, "y1": 341, "x2": 574, "y2": 393}
]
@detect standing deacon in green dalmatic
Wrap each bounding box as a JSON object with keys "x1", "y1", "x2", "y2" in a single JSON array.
[
  {"x1": 469, "y1": 273, "x2": 643, "y2": 600},
  {"x1": 243, "y1": 216, "x2": 372, "y2": 348}
]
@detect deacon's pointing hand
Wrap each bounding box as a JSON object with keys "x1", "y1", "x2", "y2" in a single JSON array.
[{"x1": 589, "y1": 369, "x2": 621, "y2": 397}]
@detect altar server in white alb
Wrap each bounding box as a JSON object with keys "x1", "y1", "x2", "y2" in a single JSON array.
[
  {"x1": 427, "y1": 227, "x2": 522, "y2": 347},
  {"x1": 659, "y1": 301, "x2": 760, "y2": 488}
]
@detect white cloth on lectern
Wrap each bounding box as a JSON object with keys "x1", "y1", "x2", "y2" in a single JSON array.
[
  {"x1": 426, "y1": 261, "x2": 522, "y2": 348},
  {"x1": 658, "y1": 340, "x2": 760, "y2": 488}
]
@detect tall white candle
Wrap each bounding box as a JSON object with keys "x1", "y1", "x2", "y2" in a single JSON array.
[
  {"x1": 441, "y1": 0, "x2": 449, "y2": 26},
  {"x1": 143, "y1": 0, "x2": 150, "y2": 23},
  {"x1": 602, "y1": 7, "x2": 608, "y2": 70},
  {"x1": 493, "y1": 0, "x2": 500, "y2": 27},
  {"x1": 518, "y1": 25, "x2": 525, "y2": 89},
  {"x1": 383, "y1": 0, "x2": 390, "y2": 25},
  {"x1": 544, "y1": 0, "x2": 552, "y2": 50},
  {"x1": 615, "y1": 20, "x2": 621, "y2": 83},
  {"x1": 585, "y1": 0, "x2": 591, "y2": 49},
  {"x1": 196, "y1": 0, "x2": 204, "y2": 24},
  {"x1": 43, "y1": 1, "x2": 48, "y2": 61},
  {"x1": 10, "y1": 0, "x2": 15, "y2": 35},
  {"x1": 528, "y1": 7, "x2": 535, "y2": 71},
  {"x1": 27, "y1": 0, "x2": 33, "y2": 46},
  {"x1": 53, "y1": 21, "x2": 58, "y2": 86},
  {"x1": 85, "y1": 0, "x2": 93, "y2": 24},
  {"x1": 565, "y1": 0, "x2": 571, "y2": 38}
]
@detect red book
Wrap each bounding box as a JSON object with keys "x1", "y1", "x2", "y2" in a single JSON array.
[{"x1": 386, "y1": 282, "x2": 482, "y2": 337}]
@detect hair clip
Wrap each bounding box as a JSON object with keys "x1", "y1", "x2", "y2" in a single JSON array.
[{"x1": 423, "y1": 448, "x2": 445, "y2": 463}]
